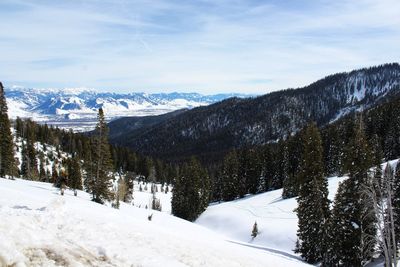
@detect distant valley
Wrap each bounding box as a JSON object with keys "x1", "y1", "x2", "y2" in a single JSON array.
[{"x1": 4, "y1": 87, "x2": 250, "y2": 131}]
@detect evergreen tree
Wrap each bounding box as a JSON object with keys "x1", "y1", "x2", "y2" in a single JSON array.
[
  {"x1": 20, "y1": 141, "x2": 28, "y2": 177},
  {"x1": 326, "y1": 180, "x2": 351, "y2": 266},
  {"x1": 82, "y1": 138, "x2": 94, "y2": 192},
  {"x1": 0, "y1": 82, "x2": 17, "y2": 178},
  {"x1": 38, "y1": 152, "x2": 46, "y2": 182},
  {"x1": 20, "y1": 124, "x2": 38, "y2": 181},
  {"x1": 384, "y1": 109, "x2": 400, "y2": 160},
  {"x1": 259, "y1": 145, "x2": 274, "y2": 191},
  {"x1": 237, "y1": 149, "x2": 249, "y2": 198},
  {"x1": 251, "y1": 221, "x2": 258, "y2": 238},
  {"x1": 247, "y1": 149, "x2": 261, "y2": 195},
  {"x1": 295, "y1": 123, "x2": 330, "y2": 264},
  {"x1": 15, "y1": 117, "x2": 24, "y2": 138},
  {"x1": 25, "y1": 120, "x2": 39, "y2": 180},
  {"x1": 172, "y1": 157, "x2": 210, "y2": 221},
  {"x1": 282, "y1": 138, "x2": 296, "y2": 198},
  {"x1": 221, "y1": 150, "x2": 239, "y2": 201},
  {"x1": 90, "y1": 108, "x2": 114, "y2": 203},
  {"x1": 123, "y1": 171, "x2": 135, "y2": 203},
  {"x1": 68, "y1": 155, "x2": 82, "y2": 196},
  {"x1": 51, "y1": 159, "x2": 59, "y2": 185},
  {"x1": 211, "y1": 169, "x2": 223, "y2": 202},
  {"x1": 328, "y1": 116, "x2": 376, "y2": 266},
  {"x1": 323, "y1": 124, "x2": 344, "y2": 176}
]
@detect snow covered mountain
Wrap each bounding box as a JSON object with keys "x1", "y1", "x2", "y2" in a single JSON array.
[{"x1": 4, "y1": 86, "x2": 250, "y2": 131}]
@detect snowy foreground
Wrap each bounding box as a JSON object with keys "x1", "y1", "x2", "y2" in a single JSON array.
[
  {"x1": 196, "y1": 160, "x2": 399, "y2": 267},
  {"x1": 0, "y1": 179, "x2": 309, "y2": 267},
  {"x1": 197, "y1": 176, "x2": 346, "y2": 255}
]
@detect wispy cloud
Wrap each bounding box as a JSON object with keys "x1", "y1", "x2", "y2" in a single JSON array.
[{"x1": 0, "y1": 0, "x2": 399, "y2": 94}]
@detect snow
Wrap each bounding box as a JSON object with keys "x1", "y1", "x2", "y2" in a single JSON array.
[
  {"x1": 351, "y1": 222, "x2": 360, "y2": 229},
  {"x1": 196, "y1": 176, "x2": 347, "y2": 255},
  {"x1": 129, "y1": 181, "x2": 173, "y2": 213},
  {"x1": 4, "y1": 87, "x2": 250, "y2": 132},
  {"x1": 0, "y1": 178, "x2": 309, "y2": 267}
]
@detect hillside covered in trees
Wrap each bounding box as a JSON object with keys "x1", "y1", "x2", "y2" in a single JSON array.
[{"x1": 109, "y1": 63, "x2": 400, "y2": 162}]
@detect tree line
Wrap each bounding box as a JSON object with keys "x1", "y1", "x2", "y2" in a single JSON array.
[
  {"x1": 208, "y1": 96, "x2": 400, "y2": 203},
  {"x1": 295, "y1": 120, "x2": 400, "y2": 266}
]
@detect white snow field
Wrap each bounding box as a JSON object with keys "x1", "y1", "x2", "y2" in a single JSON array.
[
  {"x1": 0, "y1": 178, "x2": 309, "y2": 267},
  {"x1": 196, "y1": 176, "x2": 346, "y2": 256},
  {"x1": 197, "y1": 160, "x2": 399, "y2": 262}
]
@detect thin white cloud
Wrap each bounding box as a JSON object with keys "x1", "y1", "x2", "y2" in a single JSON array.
[{"x1": 0, "y1": 0, "x2": 399, "y2": 94}]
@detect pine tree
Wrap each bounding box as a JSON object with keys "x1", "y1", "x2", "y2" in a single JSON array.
[
  {"x1": 282, "y1": 138, "x2": 295, "y2": 198},
  {"x1": 251, "y1": 221, "x2": 258, "y2": 238},
  {"x1": 90, "y1": 108, "x2": 114, "y2": 203},
  {"x1": 22, "y1": 120, "x2": 39, "y2": 180},
  {"x1": 0, "y1": 82, "x2": 17, "y2": 178},
  {"x1": 15, "y1": 117, "x2": 24, "y2": 138},
  {"x1": 259, "y1": 145, "x2": 274, "y2": 191},
  {"x1": 20, "y1": 141, "x2": 28, "y2": 177},
  {"x1": 323, "y1": 124, "x2": 344, "y2": 176},
  {"x1": 221, "y1": 150, "x2": 239, "y2": 201},
  {"x1": 38, "y1": 152, "x2": 46, "y2": 182},
  {"x1": 326, "y1": 180, "x2": 351, "y2": 266},
  {"x1": 68, "y1": 155, "x2": 82, "y2": 196},
  {"x1": 295, "y1": 122, "x2": 330, "y2": 264},
  {"x1": 20, "y1": 126, "x2": 39, "y2": 181},
  {"x1": 211, "y1": 169, "x2": 223, "y2": 202},
  {"x1": 247, "y1": 149, "x2": 261, "y2": 195},
  {"x1": 123, "y1": 171, "x2": 135, "y2": 203},
  {"x1": 328, "y1": 116, "x2": 376, "y2": 266},
  {"x1": 171, "y1": 157, "x2": 210, "y2": 221},
  {"x1": 51, "y1": 159, "x2": 59, "y2": 185},
  {"x1": 237, "y1": 149, "x2": 249, "y2": 198}
]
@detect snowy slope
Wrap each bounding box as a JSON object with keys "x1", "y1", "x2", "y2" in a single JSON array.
[
  {"x1": 196, "y1": 176, "x2": 346, "y2": 255},
  {"x1": 196, "y1": 160, "x2": 399, "y2": 258},
  {"x1": 0, "y1": 178, "x2": 309, "y2": 267},
  {"x1": 131, "y1": 181, "x2": 173, "y2": 213}
]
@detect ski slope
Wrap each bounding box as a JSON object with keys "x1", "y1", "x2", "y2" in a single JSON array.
[{"x1": 0, "y1": 178, "x2": 309, "y2": 267}]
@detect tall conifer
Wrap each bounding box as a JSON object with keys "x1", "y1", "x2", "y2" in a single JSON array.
[
  {"x1": 328, "y1": 116, "x2": 376, "y2": 266},
  {"x1": 221, "y1": 150, "x2": 239, "y2": 201},
  {"x1": 0, "y1": 82, "x2": 17, "y2": 178},
  {"x1": 91, "y1": 108, "x2": 113, "y2": 203},
  {"x1": 295, "y1": 122, "x2": 330, "y2": 264},
  {"x1": 172, "y1": 157, "x2": 210, "y2": 221}
]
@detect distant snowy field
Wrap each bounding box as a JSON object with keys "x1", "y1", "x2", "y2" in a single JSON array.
[{"x1": 0, "y1": 178, "x2": 309, "y2": 267}]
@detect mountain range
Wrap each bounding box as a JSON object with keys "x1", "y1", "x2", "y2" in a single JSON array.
[
  {"x1": 108, "y1": 63, "x2": 400, "y2": 161},
  {"x1": 4, "y1": 86, "x2": 250, "y2": 131}
]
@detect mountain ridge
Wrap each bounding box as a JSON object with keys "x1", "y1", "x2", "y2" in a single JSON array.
[{"x1": 108, "y1": 63, "x2": 400, "y2": 161}]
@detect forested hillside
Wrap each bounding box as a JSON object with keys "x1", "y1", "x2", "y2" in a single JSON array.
[{"x1": 109, "y1": 63, "x2": 400, "y2": 162}]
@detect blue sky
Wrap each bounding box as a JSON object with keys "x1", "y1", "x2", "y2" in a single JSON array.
[{"x1": 0, "y1": 0, "x2": 399, "y2": 94}]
